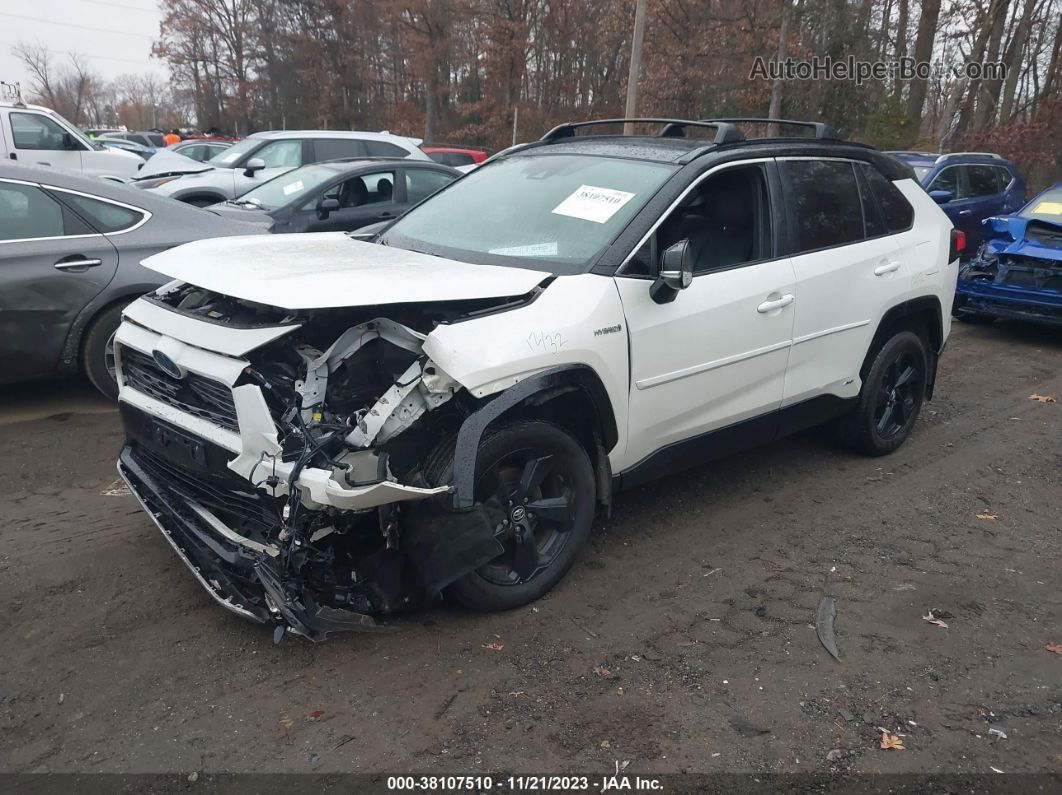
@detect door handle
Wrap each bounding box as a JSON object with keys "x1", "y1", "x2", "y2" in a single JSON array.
[
  {"x1": 957, "y1": 209, "x2": 973, "y2": 216},
  {"x1": 757, "y1": 294, "x2": 794, "y2": 313},
  {"x1": 36, "y1": 161, "x2": 52, "y2": 167},
  {"x1": 54, "y1": 257, "x2": 103, "y2": 272},
  {"x1": 874, "y1": 260, "x2": 900, "y2": 276}
]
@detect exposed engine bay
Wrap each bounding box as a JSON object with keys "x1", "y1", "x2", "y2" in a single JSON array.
[{"x1": 116, "y1": 283, "x2": 542, "y2": 642}]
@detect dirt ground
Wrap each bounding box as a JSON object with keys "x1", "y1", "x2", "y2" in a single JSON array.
[{"x1": 1, "y1": 321, "x2": 1060, "y2": 777}]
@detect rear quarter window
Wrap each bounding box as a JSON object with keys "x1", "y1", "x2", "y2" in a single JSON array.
[
  {"x1": 860, "y1": 164, "x2": 914, "y2": 233},
  {"x1": 58, "y1": 192, "x2": 146, "y2": 233}
]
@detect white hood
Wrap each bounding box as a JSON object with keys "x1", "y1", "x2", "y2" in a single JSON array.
[
  {"x1": 137, "y1": 148, "x2": 213, "y2": 178},
  {"x1": 141, "y1": 233, "x2": 549, "y2": 310}
]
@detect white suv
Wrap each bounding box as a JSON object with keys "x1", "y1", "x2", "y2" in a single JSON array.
[
  {"x1": 133, "y1": 129, "x2": 430, "y2": 206},
  {"x1": 0, "y1": 101, "x2": 142, "y2": 178},
  {"x1": 113, "y1": 118, "x2": 961, "y2": 641}
]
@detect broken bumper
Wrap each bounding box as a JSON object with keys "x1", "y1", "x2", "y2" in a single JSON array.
[
  {"x1": 955, "y1": 279, "x2": 1062, "y2": 326},
  {"x1": 118, "y1": 443, "x2": 387, "y2": 640}
]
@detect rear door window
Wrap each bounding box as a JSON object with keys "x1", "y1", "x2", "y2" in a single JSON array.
[
  {"x1": 968, "y1": 165, "x2": 1002, "y2": 197},
  {"x1": 785, "y1": 160, "x2": 864, "y2": 253},
  {"x1": 405, "y1": 168, "x2": 458, "y2": 203},
  {"x1": 0, "y1": 182, "x2": 92, "y2": 240},
  {"x1": 315, "y1": 138, "x2": 368, "y2": 161}
]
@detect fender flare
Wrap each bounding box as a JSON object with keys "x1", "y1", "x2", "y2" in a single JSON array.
[{"x1": 450, "y1": 364, "x2": 618, "y2": 509}]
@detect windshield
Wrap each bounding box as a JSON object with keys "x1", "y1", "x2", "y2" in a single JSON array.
[
  {"x1": 234, "y1": 164, "x2": 338, "y2": 210},
  {"x1": 208, "y1": 137, "x2": 261, "y2": 167},
  {"x1": 913, "y1": 165, "x2": 932, "y2": 181},
  {"x1": 380, "y1": 154, "x2": 676, "y2": 274},
  {"x1": 1021, "y1": 188, "x2": 1062, "y2": 223}
]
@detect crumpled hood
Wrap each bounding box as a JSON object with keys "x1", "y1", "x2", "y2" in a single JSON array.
[
  {"x1": 141, "y1": 232, "x2": 550, "y2": 310},
  {"x1": 137, "y1": 148, "x2": 215, "y2": 179},
  {"x1": 983, "y1": 215, "x2": 1062, "y2": 263}
]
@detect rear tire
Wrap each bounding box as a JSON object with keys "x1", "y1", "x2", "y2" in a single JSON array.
[
  {"x1": 836, "y1": 330, "x2": 928, "y2": 456},
  {"x1": 82, "y1": 302, "x2": 128, "y2": 400},
  {"x1": 426, "y1": 420, "x2": 596, "y2": 612}
]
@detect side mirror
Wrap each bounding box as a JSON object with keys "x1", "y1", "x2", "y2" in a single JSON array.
[
  {"x1": 650, "y1": 240, "x2": 694, "y2": 304},
  {"x1": 243, "y1": 157, "x2": 266, "y2": 177},
  {"x1": 929, "y1": 189, "x2": 953, "y2": 204},
  {"x1": 317, "y1": 197, "x2": 340, "y2": 219}
]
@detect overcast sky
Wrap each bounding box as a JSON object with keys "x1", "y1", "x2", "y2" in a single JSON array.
[{"x1": 0, "y1": 0, "x2": 166, "y2": 94}]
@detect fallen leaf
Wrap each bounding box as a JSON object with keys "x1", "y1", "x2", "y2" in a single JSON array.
[
  {"x1": 1029, "y1": 394, "x2": 1056, "y2": 403},
  {"x1": 484, "y1": 641, "x2": 504, "y2": 651},
  {"x1": 880, "y1": 731, "x2": 905, "y2": 750},
  {"x1": 826, "y1": 748, "x2": 844, "y2": 762},
  {"x1": 922, "y1": 610, "x2": 949, "y2": 629},
  {"x1": 1045, "y1": 642, "x2": 1062, "y2": 655},
  {"x1": 594, "y1": 665, "x2": 612, "y2": 678},
  {"x1": 277, "y1": 717, "x2": 294, "y2": 730},
  {"x1": 976, "y1": 512, "x2": 998, "y2": 520},
  {"x1": 307, "y1": 710, "x2": 325, "y2": 721}
]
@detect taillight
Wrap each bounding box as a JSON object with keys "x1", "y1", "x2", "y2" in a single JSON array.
[{"x1": 949, "y1": 228, "x2": 966, "y2": 261}]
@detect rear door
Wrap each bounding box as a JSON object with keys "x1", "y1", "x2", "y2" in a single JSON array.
[
  {"x1": 780, "y1": 158, "x2": 908, "y2": 407},
  {"x1": 927, "y1": 165, "x2": 984, "y2": 245},
  {"x1": 0, "y1": 178, "x2": 119, "y2": 381}
]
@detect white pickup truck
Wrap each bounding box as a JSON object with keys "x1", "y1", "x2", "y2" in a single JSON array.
[{"x1": 0, "y1": 101, "x2": 142, "y2": 179}]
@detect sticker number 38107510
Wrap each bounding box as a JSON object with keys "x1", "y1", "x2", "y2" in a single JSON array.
[{"x1": 551, "y1": 184, "x2": 636, "y2": 224}]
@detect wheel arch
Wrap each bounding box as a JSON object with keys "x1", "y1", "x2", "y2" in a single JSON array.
[
  {"x1": 450, "y1": 365, "x2": 618, "y2": 510},
  {"x1": 863, "y1": 296, "x2": 943, "y2": 398},
  {"x1": 62, "y1": 289, "x2": 152, "y2": 373}
]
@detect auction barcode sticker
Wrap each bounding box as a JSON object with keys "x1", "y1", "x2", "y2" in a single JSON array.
[
  {"x1": 552, "y1": 184, "x2": 635, "y2": 223},
  {"x1": 282, "y1": 180, "x2": 305, "y2": 195}
]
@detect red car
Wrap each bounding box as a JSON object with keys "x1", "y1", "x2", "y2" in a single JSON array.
[{"x1": 421, "y1": 145, "x2": 489, "y2": 168}]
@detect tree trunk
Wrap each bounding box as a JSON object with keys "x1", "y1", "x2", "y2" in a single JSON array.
[
  {"x1": 905, "y1": 0, "x2": 941, "y2": 128},
  {"x1": 999, "y1": 0, "x2": 1038, "y2": 121},
  {"x1": 767, "y1": 0, "x2": 791, "y2": 134}
]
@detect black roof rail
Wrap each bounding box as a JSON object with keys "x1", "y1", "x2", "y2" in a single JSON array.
[
  {"x1": 700, "y1": 118, "x2": 841, "y2": 140},
  {"x1": 540, "y1": 118, "x2": 745, "y2": 145}
]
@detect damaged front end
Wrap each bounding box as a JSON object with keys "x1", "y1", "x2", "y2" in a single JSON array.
[
  {"x1": 115, "y1": 284, "x2": 526, "y2": 641},
  {"x1": 954, "y1": 215, "x2": 1062, "y2": 325}
]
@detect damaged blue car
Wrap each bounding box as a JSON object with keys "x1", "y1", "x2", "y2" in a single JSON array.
[{"x1": 954, "y1": 183, "x2": 1062, "y2": 326}]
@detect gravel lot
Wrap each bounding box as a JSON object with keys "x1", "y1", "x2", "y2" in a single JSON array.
[{"x1": 1, "y1": 321, "x2": 1060, "y2": 776}]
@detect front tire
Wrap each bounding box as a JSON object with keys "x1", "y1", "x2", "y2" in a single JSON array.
[
  {"x1": 427, "y1": 420, "x2": 596, "y2": 612},
  {"x1": 836, "y1": 330, "x2": 928, "y2": 456},
  {"x1": 82, "y1": 302, "x2": 128, "y2": 400}
]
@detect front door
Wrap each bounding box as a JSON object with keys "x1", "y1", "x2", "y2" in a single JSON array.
[
  {"x1": 298, "y1": 170, "x2": 401, "y2": 233},
  {"x1": 2, "y1": 110, "x2": 84, "y2": 172},
  {"x1": 0, "y1": 179, "x2": 118, "y2": 381},
  {"x1": 615, "y1": 162, "x2": 796, "y2": 472}
]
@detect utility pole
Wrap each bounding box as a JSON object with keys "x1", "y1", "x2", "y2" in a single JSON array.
[{"x1": 624, "y1": 0, "x2": 648, "y2": 133}]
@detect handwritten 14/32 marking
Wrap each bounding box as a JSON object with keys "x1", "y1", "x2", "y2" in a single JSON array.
[{"x1": 526, "y1": 330, "x2": 568, "y2": 353}]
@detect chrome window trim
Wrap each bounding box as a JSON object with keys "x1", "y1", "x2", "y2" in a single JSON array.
[{"x1": 0, "y1": 176, "x2": 151, "y2": 243}]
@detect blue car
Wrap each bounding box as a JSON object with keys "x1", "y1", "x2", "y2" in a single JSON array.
[
  {"x1": 952, "y1": 183, "x2": 1062, "y2": 326},
  {"x1": 887, "y1": 151, "x2": 1027, "y2": 252}
]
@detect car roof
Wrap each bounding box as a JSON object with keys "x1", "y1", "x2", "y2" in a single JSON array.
[
  {"x1": 0, "y1": 162, "x2": 214, "y2": 215},
  {"x1": 246, "y1": 129, "x2": 421, "y2": 144}
]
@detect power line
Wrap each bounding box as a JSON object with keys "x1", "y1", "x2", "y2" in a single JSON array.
[
  {"x1": 1, "y1": 41, "x2": 160, "y2": 67},
  {"x1": 0, "y1": 12, "x2": 155, "y2": 39},
  {"x1": 81, "y1": 0, "x2": 161, "y2": 13}
]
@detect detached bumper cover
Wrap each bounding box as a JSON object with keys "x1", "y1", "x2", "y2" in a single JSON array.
[{"x1": 118, "y1": 444, "x2": 386, "y2": 640}]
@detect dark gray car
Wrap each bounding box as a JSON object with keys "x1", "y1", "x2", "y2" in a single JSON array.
[{"x1": 0, "y1": 163, "x2": 267, "y2": 398}]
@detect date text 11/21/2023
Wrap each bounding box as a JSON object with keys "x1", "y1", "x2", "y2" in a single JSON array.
[{"x1": 386, "y1": 775, "x2": 665, "y2": 791}]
